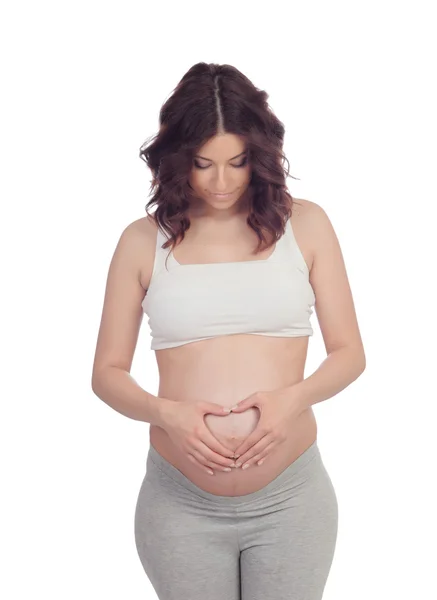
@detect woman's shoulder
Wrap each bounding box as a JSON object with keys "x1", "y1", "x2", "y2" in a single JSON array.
[
  {"x1": 291, "y1": 197, "x2": 321, "y2": 216},
  {"x1": 291, "y1": 197, "x2": 332, "y2": 234},
  {"x1": 117, "y1": 214, "x2": 159, "y2": 266},
  {"x1": 126, "y1": 213, "x2": 158, "y2": 238}
]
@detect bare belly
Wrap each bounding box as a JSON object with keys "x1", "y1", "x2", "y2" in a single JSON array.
[{"x1": 149, "y1": 334, "x2": 318, "y2": 497}]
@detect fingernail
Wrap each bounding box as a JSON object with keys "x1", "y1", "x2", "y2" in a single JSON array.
[
  {"x1": 230, "y1": 405, "x2": 239, "y2": 411},
  {"x1": 223, "y1": 467, "x2": 232, "y2": 472},
  {"x1": 242, "y1": 463, "x2": 250, "y2": 470},
  {"x1": 207, "y1": 470, "x2": 214, "y2": 475},
  {"x1": 257, "y1": 459, "x2": 264, "y2": 466},
  {"x1": 223, "y1": 407, "x2": 231, "y2": 413},
  {"x1": 235, "y1": 462, "x2": 242, "y2": 468},
  {"x1": 234, "y1": 454, "x2": 241, "y2": 459}
]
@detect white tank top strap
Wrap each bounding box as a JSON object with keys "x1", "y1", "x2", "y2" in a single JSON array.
[
  {"x1": 283, "y1": 215, "x2": 310, "y2": 276},
  {"x1": 152, "y1": 225, "x2": 172, "y2": 278}
]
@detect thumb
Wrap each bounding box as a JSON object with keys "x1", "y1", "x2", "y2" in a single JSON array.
[
  {"x1": 201, "y1": 402, "x2": 232, "y2": 416},
  {"x1": 229, "y1": 397, "x2": 254, "y2": 413}
]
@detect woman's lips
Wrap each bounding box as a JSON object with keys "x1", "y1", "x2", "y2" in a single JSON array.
[{"x1": 210, "y1": 190, "x2": 235, "y2": 197}]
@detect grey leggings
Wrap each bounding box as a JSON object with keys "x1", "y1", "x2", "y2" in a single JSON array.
[{"x1": 134, "y1": 439, "x2": 338, "y2": 600}]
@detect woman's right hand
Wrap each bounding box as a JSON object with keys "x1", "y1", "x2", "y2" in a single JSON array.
[{"x1": 159, "y1": 400, "x2": 237, "y2": 475}]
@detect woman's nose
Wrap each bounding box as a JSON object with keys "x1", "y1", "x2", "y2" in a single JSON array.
[{"x1": 212, "y1": 171, "x2": 231, "y2": 192}]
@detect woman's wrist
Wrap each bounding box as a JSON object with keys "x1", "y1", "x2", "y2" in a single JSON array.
[{"x1": 155, "y1": 396, "x2": 178, "y2": 430}]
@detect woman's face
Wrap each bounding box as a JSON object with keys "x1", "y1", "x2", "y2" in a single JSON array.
[{"x1": 188, "y1": 133, "x2": 252, "y2": 214}]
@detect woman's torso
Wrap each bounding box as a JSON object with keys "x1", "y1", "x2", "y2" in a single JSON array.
[{"x1": 139, "y1": 199, "x2": 317, "y2": 497}]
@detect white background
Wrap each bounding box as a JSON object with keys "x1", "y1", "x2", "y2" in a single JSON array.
[{"x1": 1, "y1": 1, "x2": 436, "y2": 598}]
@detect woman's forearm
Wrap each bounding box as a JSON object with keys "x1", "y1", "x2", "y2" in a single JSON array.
[
  {"x1": 281, "y1": 345, "x2": 366, "y2": 413},
  {"x1": 91, "y1": 366, "x2": 172, "y2": 426}
]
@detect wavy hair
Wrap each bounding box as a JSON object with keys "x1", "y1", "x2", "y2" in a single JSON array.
[{"x1": 139, "y1": 62, "x2": 301, "y2": 261}]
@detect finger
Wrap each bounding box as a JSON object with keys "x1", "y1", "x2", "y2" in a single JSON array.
[
  {"x1": 197, "y1": 439, "x2": 237, "y2": 469},
  {"x1": 187, "y1": 453, "x2": 215, "y2": 475},
  {"x1": 234, "y1": 430, "x2": 269, "y2": 461},
  {"x1": 235, "y1": 435, "x2": 273, "y2": 467},
  {"x1": 190, "y1": 447, "x2": 233, "y2": 473},
  {"x1": 240, "y1": 440, "x2": 277, "y2": 469},
  {"x1": 201, "y1": 430, "x2": 238, "y2": 464},
  {"x1": 229, "y1": 401, "x2": 253, "y2": 413}
]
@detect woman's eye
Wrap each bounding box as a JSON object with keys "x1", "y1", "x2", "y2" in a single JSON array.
[
  {"x1": 233, "y1": 158, "x2": 248, "y2": 168},
  {"x1": 193, "y1": 158, "x2": 248, "y2": 170}
]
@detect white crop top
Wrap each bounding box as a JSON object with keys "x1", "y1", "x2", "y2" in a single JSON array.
[{"x1": 142, "y1": 217, "x2": 316, "y2": 350}]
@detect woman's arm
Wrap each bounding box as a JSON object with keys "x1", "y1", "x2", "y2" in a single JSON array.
[
  {"x1": 283, "y1": 200, "x2": 366, "y2": 412},
  {"x1": 90, "y1": 219, "x2": 172, "y2": 427},
  {"x1": 92, "y1": 367, "x2": 172, "y2": 426},
  {"x1": 281, "y1": 345, "x2": 366, "y2": 412}
]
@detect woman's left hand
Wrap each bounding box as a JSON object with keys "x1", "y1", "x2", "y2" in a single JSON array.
[{"x1": 229, "y1": 389, "x2": 303, "y2": 470}]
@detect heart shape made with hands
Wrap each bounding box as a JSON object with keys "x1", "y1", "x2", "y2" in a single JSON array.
[{"x1": 203, "y1": 405, "x2": 260, "y2": 450}]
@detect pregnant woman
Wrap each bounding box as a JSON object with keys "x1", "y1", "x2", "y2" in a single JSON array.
[{"x1": 91, "y1": 62, "x2": 366, "y2": 600}]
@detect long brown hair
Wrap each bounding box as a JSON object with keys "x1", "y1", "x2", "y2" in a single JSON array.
[{"x1": 139, "y1": 62, "x2": 301, "y2": 254}]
